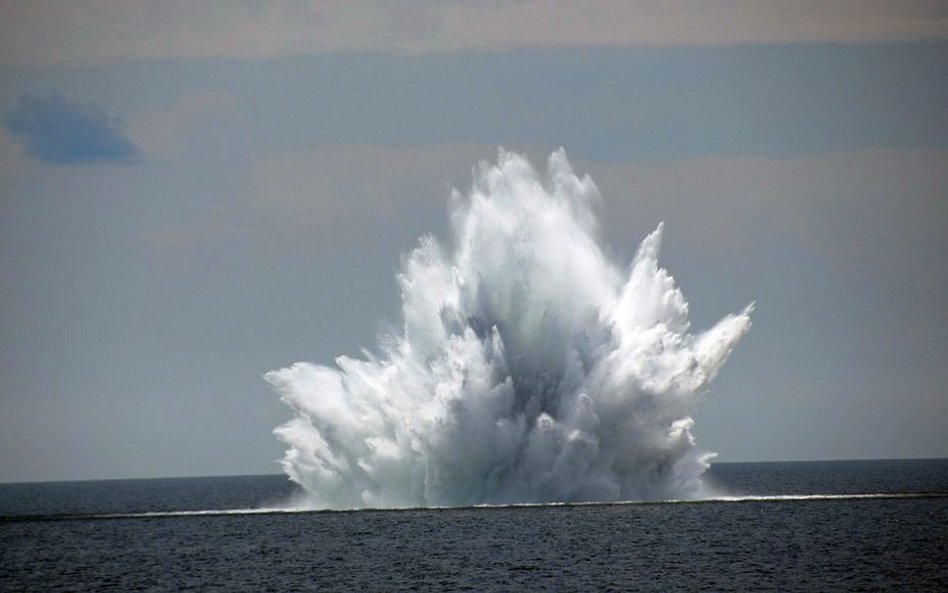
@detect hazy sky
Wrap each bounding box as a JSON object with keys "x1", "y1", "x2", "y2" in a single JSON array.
[{"x1": 1, "y1": 1, "x2": 946, "y2": 482}]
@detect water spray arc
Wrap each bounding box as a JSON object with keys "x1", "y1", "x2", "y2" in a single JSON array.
[{"x1": 266, "y1": 150, "x2": 753, "y2": 509}]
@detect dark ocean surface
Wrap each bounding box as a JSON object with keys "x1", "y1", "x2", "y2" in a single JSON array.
[{"x1": 2, "y1": 459, "x2": 946, "y2": 591}]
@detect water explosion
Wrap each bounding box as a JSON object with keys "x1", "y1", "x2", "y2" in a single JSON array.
[{"x1": 266, "y1": 150, "x2": 752, "y2": 509}]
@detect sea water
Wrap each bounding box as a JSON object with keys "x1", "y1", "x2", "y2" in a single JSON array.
[{"x1": 2, "y1": 459, "x2": 946, "y2": 592}]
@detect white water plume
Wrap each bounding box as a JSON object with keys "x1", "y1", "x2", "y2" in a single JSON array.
[{"x1": 266, "y1": 149, "x2": 753, "y2": 509}]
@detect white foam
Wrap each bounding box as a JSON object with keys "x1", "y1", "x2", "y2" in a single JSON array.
[{"x1": 266, "y1": 149, "x2": 753, "y2": 509}]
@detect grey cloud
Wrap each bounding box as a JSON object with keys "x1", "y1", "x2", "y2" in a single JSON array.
[
  {"x1": 3, "y1": 90, "x2": 140, "y2": 164},
  {"x1": 2, "y1": 1, "x2": 947, "y2": 67}
]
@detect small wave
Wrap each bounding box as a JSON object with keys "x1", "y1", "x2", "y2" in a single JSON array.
[
  {"x1": 0, "y1": 507, "x2": 310, "y2": 524},
  {"x1": 3, "y1": 493, "x2": 945, "y2": 524}
]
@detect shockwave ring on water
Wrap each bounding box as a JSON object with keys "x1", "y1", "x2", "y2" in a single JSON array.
[{"x1": 266, "y1": 149, "x2": 753, "y2": 509}]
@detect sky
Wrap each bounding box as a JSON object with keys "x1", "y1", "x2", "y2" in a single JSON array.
[{"x1": 1, "y1": 1, "x2": 946, "y2": 482}]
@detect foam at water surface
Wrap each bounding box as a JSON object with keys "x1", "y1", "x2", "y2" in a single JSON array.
[{"x1": 266, "y1": 149, "x2": 753, "y2": 509}]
